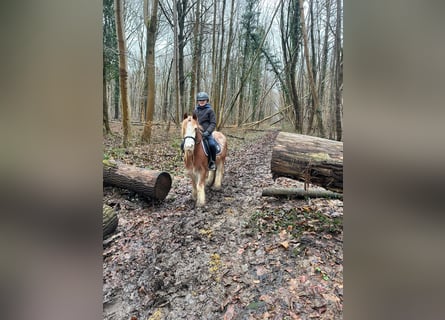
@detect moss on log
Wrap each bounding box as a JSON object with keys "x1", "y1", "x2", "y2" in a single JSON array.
[{"x1": 271, "y1": 132, "x2": 343, "y2": 193}]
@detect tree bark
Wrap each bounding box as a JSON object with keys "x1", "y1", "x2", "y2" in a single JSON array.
[
  {"x1": 280, "y1": 0, "x2": 302, "y2": 133},
  {"x1": 262, "y1": 187, "x2": 343, "y2": 200},
  {"x1": 271, "y1": 132, "x2": 343, "y2": 193},
  {"x1": 299, "y1": 0, "x2": 324, "y2": 137},
  {"x1": 141, "y1": 0, "x2": 159, "y2": 143},
  {"x1": 103, "y1": 204, "x2": 118, "y2": 239},
  {"x1": 103, "y1": 160, "x2": 172, "y2": 201},
  {"x1": 334, "y1": 0, "x2": 343, "y2": 141},
  {"x1": 188, "y1": 0, "x2": 201, "y2": 111},
  {"x1": 115, "y1": 0, "x2": 131, "y2": 147},
  {"x1": 173, "y1": 0, "x2": 181, "y2": 124},
  {"x1": 218, "y1": 0, "x2": 236, "y2": 128},
  {"x1": 103, "y1": 63, "x2": 111, "y2": 134},
  {"x1": 318, "y1": 0, "x2": 331, "y2": 112}
]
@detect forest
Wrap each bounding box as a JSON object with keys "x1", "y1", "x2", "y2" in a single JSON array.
[
  {"x1": 103, "y1": 0, "x2": 343, "y2": 144},
  {"x1": 103, "y1": 0, "x2": 343, "y2": 319}
]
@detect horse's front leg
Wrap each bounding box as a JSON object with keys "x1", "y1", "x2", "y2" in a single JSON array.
[
  {"x1": 195, "y1": 170, "x2": 206, "y2": 207},
  {"x1": 190, "y1": 172, "x2": 198, "y2": 201}
]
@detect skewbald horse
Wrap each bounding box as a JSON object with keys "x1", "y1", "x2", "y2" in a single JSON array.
[{"x1": 181, "y1": 112, "x2": 228, "y2": 207}]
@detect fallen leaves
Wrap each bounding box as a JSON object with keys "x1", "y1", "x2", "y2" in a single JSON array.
[
  {"x1": 147, "y1": 308, "x2": 163, "y2": 320},
  {"x1": 280, "y1": 241, "x2": 290, "y2": 249},
  {"x1": 103, "y1": 126, "x2": 343, "y2": 320},
  {"x1": 223, "y1": 304, "x2": 236, "y2": 320},
  {"x1": 199, "y1": 228, "x2": 213, "y2": 239},
  {"x1": 209, "y1": 253, "x2": 222, "y2": 282}
]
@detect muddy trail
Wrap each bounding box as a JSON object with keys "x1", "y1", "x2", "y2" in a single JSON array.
[{"x1": 103, "y1": 127, "x2": 343, "y2": 320}]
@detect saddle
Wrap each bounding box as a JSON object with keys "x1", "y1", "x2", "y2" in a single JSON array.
[{"x1": 201, "y1": 138, "x2": 222, "y2": 157}]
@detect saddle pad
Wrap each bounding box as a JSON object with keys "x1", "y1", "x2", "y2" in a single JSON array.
[{"x1": 201, "y1": 140, "x2": 222, "y2": 157}]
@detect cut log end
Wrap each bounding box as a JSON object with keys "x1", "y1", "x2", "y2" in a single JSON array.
[{"x1": 153, "y1": 171, "x2": 173, "y2": 200}]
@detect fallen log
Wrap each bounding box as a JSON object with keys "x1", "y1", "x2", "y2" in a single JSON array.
[
  {"x1": 262, "y1": 187, "x2": 343, "y2": 200},
  {"x1": 103, "y1": 160, "x2": 172, "y2": 201},
  {"x1": 271, "y1": 132, "x2": 343, "y2": 193},
  {"x1": 103, "y1": 204, "x2": 118, "y2": 239}
]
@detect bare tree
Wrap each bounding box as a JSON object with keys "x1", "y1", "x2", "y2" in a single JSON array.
[
  {"x1": 173, "y1": 0, "x2": 181, "y2": 123},
  {"x1": 103, "y1": 62, "x2": 111, "y2": 134},
  {"x1": 115, "y1": 0, "x2": 131, "y2": 147},
  {"x1": 217, "y1": 0, "x2": 236, "y2": 128},
  {"x1": 334, "y1": 0, "x2": 343, "y2": 141},
  {"x1": 318, "y1": 0, "x2": 332, "y2": 112},
  {"x1": 188, "y1": 0, "x2": 202, "y2": 111},
  {"x1": 280, "y1": 0, "x2": 302, "y2": 132},
  {"x1": 299, "y1": 0, "x2": 324, "y2": 137},
  {"x1": 211, "y1": 0, "x2": 227, "y2": 122},
  {"x1": 141, "y1": 0, "x2": 160, "y2": 142}
]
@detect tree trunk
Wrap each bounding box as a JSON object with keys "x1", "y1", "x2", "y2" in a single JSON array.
[
  {"x1": 280, "y1": 0, "x2": 302, "y2": 133},
  {"x1": 115, "y1": 0, "x2": 131, "y2": 147},
  {"x1": 271, "y1": 131, "x2": 343, "y2": 193},
  {"x1": 262, "y1": 187, "x2": 343, "y2": 200},
  {"x1": 299, "y1": 0, "x2": 324, "y2": 137},
  {"x1": 103, "y1": 204, "x2": 118, "y2": 239},
  {"x1": 173, "y1": 0, "x2": 181, "y2": 124},
  {"x1": 162, "y1": 58, "x2": 173, "y2": 123},
  {"x1": 334, "y1": 0, "x2": 343, "y2": 141},
  {"x1": 113, "y1": 77, "x2": 120, "y2": 120},
  {"x1": 141, "y1": 0, "x2": 159, "y2": 143},
  {"x1": 212, "y1": 0, "x2": 226, "y2": 122},
  {"x1": 218, "y1": 0, "x2": 236, "y2": 128},
  {"x1": 103, "y1": 64, "x2": 111, "y2": 135},
  {"x1": 103, "y1": 160, "x2": 172, "y2": 201},
  {"x1": 177, "y1": 0, "x2": 187, "y2": 114},
  {"x1": 318, "y1": 0, "x2": 331, "y2": 113},
  {"x1": 188, "y1": 0, "x2": 201, "y2": 111}
]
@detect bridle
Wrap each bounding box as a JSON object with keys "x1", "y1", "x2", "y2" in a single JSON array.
[
  {"x1": 183, "y1": 135, "x2": 196, "y2": 143},
  {"x1": 182, "y1": 132, "x2": 201, "y2": 146},
  {"x1": 182, "y1": 117, "x2": 202, "y2": 150}
]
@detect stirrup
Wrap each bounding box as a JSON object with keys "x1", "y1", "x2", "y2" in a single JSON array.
[{"x1": 209, "y1": 161, "x2": 216, "y2": 170}]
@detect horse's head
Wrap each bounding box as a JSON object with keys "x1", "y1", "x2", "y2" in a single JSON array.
[{"x1": 181, "y1": 112, "x2": 199, "y2": 152}]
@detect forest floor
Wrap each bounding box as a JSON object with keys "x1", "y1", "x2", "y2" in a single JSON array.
[{"x1": 103, "y1": 122, "x2": 343, "y2": 320}]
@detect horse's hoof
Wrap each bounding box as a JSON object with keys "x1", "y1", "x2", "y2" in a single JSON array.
[{"x1": 195, "y1": 200, "x2": 206, "y2": 207}]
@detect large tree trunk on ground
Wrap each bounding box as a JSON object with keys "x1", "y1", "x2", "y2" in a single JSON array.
[
  {"x1": 271, "y1": 132, "x2": 343, "y2": 193},
  {"x1": 103, "y1": 160, "x2": 172, "y2": 201},
  {"x1": 103, "y1": 204, "x2": 118, "y2": 239}
]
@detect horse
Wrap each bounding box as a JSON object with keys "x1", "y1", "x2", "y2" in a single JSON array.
[{"x1": 181, "y1": 112, "x2": 228, "y2": 207}]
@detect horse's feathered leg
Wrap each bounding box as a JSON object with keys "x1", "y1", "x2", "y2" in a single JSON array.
[
  {"x1": 196, "y1": 170, "x2": 206, "y2": 206},
  {"x1": 206, "y1": 170, "x2": 215, "y2": 187},
  {"x1": 214, "y1": 162, "x2": 224, "y2": 189},
  {"x1": 191, "y1": 174, "x2": 197, "y2": 200}
]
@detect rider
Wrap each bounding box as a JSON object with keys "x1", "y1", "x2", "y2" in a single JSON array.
[{"x1": 195, "y1": 92, "x2": 217, "y2": 170}]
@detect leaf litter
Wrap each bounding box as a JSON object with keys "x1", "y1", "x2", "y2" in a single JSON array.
[{"x1": 103, "y1": 122, "x2": 343, "y2": 320}]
